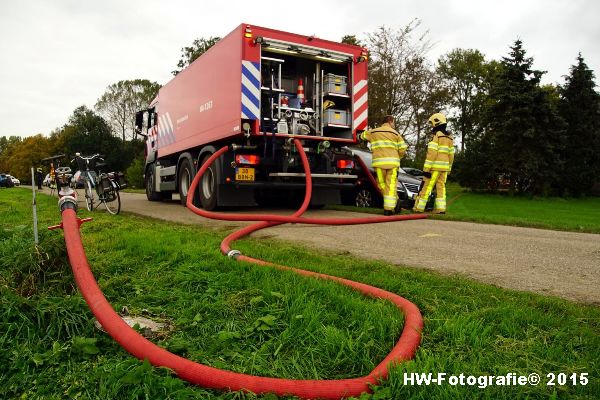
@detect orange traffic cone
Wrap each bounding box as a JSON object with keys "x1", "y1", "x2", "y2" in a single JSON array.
[{"x1": 297, "y1": 79, "x2": 305, "y2": 105}]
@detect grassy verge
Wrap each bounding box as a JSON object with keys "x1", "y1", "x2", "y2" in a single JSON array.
[
  {"x1": 329, "y1": 183, "x2": 600, "y2": 233},
  {"x1": 122, "y1": 188, "x2": 146, "y2": 194},
  {"x1": 1, "y1": 187, "x2": 598, "y2": 399}
]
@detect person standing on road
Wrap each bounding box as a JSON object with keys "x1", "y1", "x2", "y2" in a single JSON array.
[
  {"x1": 35, "y1": 167, "x2": 43, "y2": 190},
  {"x1": 361, "y1": 115, "x2": 408, "y2": 216},
  {"x1": 414, "y1": 112, "x2": 455, "y2": 214}
]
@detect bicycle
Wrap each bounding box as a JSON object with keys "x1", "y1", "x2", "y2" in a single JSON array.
[
  {"x1": 72, "y1": 153, "x2": 125, "y2": 215},
  {"x1": 41, "y1": 154, "x2": 66, "y2": 197}
]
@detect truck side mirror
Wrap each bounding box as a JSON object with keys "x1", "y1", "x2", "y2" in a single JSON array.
[{"x1": 135, "y1": 111, "x2": 147, "y2": 138}]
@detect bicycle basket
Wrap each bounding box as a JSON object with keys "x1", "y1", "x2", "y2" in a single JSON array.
[
  {"x1": 99, "y1": 174, "x2": 113, "y2": 193},
  {"x1": 110, "y1": 172, "x2": 127, "y2": 189}
]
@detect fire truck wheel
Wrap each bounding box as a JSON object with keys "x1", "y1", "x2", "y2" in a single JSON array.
[
  {"x1": 178, "y1": 158, "x2": 194, "y2": 206},
  {"x1": 199, "y1": 154, "x2": 219, "y2": 210},
  {"x1": 145, "y1": 165, "x2": 162, "y2": 201}
]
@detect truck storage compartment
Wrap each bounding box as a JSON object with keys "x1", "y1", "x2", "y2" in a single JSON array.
[{"x1": 260, "y1": 48, "x2": 353, "y2": 140}]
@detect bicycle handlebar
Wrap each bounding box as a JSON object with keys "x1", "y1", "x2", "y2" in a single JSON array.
[{"x1": 74, "y1": 153, "x2": 104, "y2": 161}]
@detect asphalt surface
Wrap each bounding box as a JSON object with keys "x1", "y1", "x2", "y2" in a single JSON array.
[{"x1": 105, "y1": 191, "x2": 600, "y2": 305}]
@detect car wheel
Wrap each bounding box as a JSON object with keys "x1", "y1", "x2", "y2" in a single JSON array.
[{"x1": 355, "y1": 188, "x2": 374, "y2": 208}]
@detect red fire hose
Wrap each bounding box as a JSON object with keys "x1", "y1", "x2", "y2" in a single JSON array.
[{"x1": 55, "y1": 139, "x2": 426, "y2": 399}]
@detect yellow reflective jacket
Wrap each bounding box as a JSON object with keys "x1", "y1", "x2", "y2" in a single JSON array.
[
  {"x1": 360, "y1": 123, "x2": 407, "y2": 168},
  {"x1": 423, "y1": 130, "x2": 455, "y2": 172}
]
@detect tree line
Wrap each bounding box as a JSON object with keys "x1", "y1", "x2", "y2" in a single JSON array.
[
  {"x1": 1, "y1": 21, "x2": 598, "y2": 196},
  {"x1": 358, "y1": 21, "x2": 600, "y2": 196},
  {"x1": 0, "y1": 81, "x2": 158, "y2": 187}
]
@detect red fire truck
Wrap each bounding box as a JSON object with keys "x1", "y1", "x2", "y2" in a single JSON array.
[{"x1": 136, "y1": 23, "x2": 368, "y2": 209}]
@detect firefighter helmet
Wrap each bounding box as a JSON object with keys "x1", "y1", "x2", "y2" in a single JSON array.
[{"x1": 428, "y1": 113, "x2": 447, "y2": 128}]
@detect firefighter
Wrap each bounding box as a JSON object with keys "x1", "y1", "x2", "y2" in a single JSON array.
[
  {"x1": 361, "y1": 115, "x2": 408, "y2": 216},
  {"x1": 49, "y1": 162, "x2": 56, "y2": 191},
  {"x1": 413, "y1": 112, "x2": 455, "y2": 213},
  {"x1": 35, "y1": 167, "x2": 43, "y2": 190}
]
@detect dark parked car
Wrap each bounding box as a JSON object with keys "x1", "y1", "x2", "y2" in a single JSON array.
[
  {"x1": 0, "y1": 173, "x2": 15, "y2": 188},
  {"x1": 342, "y1": 147, "x2": 434, "y2": 211},
  {"x1": 401, "y1": 167, "x2": 425, "y2": 179}
]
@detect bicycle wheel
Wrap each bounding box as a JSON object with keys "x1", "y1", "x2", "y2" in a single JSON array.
[
  {"x1": 104, "y1": 185, "x2": 121, "y2": 215},
  {"x1": 85, "y1": 180, "x2": 95, "y2": 211}
]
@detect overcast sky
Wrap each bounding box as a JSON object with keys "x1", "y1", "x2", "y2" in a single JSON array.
[{"x1": 1, "y1": 0, "x2": 598, "y2": 139}]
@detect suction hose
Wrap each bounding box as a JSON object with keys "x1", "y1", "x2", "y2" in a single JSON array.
[{"x1": 55, "y1": 138, "x2": 426, "y2": 399}]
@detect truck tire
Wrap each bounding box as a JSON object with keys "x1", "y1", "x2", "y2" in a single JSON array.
[
  {"x1": 145, "y1": 165, "x2": 162, "y2": 201},
  {"x1": 178, "y1": 158, "x2": 194, "y2": 206},
  {"x1": 199, "y1": 154, "x2": 219, "y2": 210}
]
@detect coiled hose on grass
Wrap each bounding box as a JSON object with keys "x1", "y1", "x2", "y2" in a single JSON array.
[{"x1": 57, "y1": 139, "x2": 425, "y2": 399}]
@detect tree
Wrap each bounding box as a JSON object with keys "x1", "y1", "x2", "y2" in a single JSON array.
[
  {"x1": 0, "y1": 135, "x2": 52, "y2": 182},
  {"x1": 558, "y1": 54, "x2": 600, "y2": 196},
  {"x1": 341, "y1": 35, "x2": 362, "y2": 46},
  {"x1": 437, "y1": 49, "x2": 488, "y2": 151},
  {"x1": 401, "y1": 56, "x2": 448, "y2": 160},
  {"x1": 366, "y1": 21, "x2": 429, "y2": 125},
  {"x1": 95, "y1": 79, "x2": 161, "y2": 141},
  {"x1": 365, "y1": 20, "x2": 433, "y2": 156},
  {"x1": 485, "y1": 40, "x2": 565, "y2": 194},
  {"x1": 0, "y1": 136, "x2": 22, "y2": 158},
  {"x1": 172, "y1": 36, "x2": 221, "y2": 75},
  {"x1": 58, "y1": 105, "x2": 134, "y2": 171}
]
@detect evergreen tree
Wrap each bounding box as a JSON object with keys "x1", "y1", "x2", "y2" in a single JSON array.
[
  {"x1": 172, "y1": 37, "x2": 220, "y2": 76},
  {"x1": 486, "y1": 40, "x2": 564, "y2": 194},
  {"x1": 341, "y1": 35, "x2": 362, "y2": 46},
  {"x1": 558, "y1": 54, "x2": 600, "y2": 196}
]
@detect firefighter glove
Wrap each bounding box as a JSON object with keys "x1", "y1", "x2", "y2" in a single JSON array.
[{"x1": 422, "y1": 171, "x2": 432, "y2": 178}]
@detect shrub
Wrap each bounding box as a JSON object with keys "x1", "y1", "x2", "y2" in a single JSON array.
[{"x1": 125, "y1": 157, "x2": 145, "y2": 189}]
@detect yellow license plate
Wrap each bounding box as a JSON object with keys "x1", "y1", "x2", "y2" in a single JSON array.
[{"x1": 235, "y1": 167, "x2": 255, "y2": 181}]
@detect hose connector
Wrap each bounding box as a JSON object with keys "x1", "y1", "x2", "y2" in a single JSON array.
[
  {"x1": 227, "y1": 249, "x2": 242, "y2": 259},
  {"x1": 58, "y1": 195, "x2": 78, "y2": 212}
]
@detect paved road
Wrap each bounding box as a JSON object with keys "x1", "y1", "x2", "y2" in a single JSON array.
[{"x1": 114, "y1": 191, "x2": 600, "y2": 305}]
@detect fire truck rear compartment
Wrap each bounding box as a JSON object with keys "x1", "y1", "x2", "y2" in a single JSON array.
[{"x1": 259, "y1": 49, "x2": 353, "y2": 140}]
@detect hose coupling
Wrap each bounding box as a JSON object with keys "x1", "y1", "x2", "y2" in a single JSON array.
[
  {"x1": 227, "y1": 249, "x2": 242, "y2": 259},
  {"x1": 58, "y1": 195, "x2": 78, "y2": 212}
]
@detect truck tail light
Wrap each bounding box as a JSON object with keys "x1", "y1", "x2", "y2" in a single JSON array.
[
  {"x1": 236, "y1": 154, "x2": 260, "y2": 165},
  {"x1": 244, "y1": 25, "x2": 252, "y2": 38},
  {"x1": 337, "y1": 160, "x2": 354, "y2": 169}
]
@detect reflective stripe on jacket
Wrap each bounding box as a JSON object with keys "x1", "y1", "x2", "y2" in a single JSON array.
[
  {"x1": 361, "y1": 123, "x2": 407, "y2": 168},
  {"x1": 423, "y1": 130, "x2": 455, "y2": 172}
]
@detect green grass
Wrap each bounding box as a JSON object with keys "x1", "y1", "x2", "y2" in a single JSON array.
[
  {"x1": 329, "y1": 183, "x2": 600, "y2": 233},
  {"x1": 437, "y1": 183, "x2": 600, "y2": 233},
  {"x1": 122, "y1": 188, "x2": 146, "y2": 194},
  {"x1": 1, "y1": 187, "x2": 598, "y2": 399}
]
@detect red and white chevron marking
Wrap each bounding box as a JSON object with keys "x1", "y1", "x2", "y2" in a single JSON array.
[
  {"x1": 157, "y1": 112, "x2": 175, "y2": 148},
  {"x1": 353, "y1": 79, "x2": 368, "y2": 131}
]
